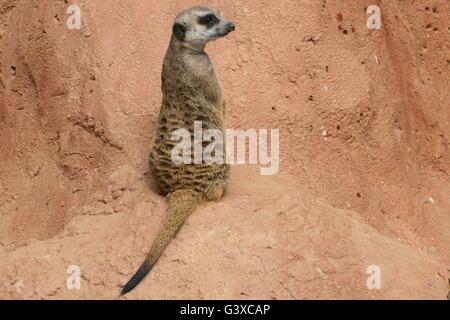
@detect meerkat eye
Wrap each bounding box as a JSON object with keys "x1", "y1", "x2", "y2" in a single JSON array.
[{"x1": 199, "y1": 14, "x2": 217, "y2": 26}]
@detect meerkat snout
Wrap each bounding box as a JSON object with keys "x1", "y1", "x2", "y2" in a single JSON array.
[{"x1": 226, "y1": 22, "x2": 236, "y2": 32}]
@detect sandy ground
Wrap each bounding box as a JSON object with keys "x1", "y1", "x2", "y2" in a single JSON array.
[{"x1": 0, "y1": 1, "x2": 449, "y2": 299}]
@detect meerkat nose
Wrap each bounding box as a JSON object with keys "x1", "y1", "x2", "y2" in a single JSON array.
[{"x1": 227, "y1": 23, "x2": 235, "y2": 32}]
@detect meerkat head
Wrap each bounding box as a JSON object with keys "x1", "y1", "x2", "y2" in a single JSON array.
[{"x1": 172, "y1": 7, "x2": 235, "y2": 51}]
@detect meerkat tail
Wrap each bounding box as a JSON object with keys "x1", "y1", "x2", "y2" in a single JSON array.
[{"x1": 121, "y1": 189, "x2": 200, "y2": 295}]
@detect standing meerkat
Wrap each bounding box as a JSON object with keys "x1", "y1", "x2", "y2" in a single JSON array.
[{"x1": 121, "y1": 6, "x2": 235, "y2": 295}]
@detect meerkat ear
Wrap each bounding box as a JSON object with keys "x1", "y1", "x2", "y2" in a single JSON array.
[{"x1": 172, "y1": 22, "x2": 186, "y2": 41}]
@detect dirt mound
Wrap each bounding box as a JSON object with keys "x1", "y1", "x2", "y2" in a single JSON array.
[{"x1": 0, "y1": 1, "x2": 449, "y2": 299}]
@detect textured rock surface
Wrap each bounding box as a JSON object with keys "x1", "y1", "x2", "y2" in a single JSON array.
[{"x1": 0, "y1": 1, "x2": 449, "y2": 299}]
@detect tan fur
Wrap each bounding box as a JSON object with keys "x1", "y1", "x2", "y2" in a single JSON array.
[{"x1": 121, "y1": 7, "x2": 234, "y2": 295}]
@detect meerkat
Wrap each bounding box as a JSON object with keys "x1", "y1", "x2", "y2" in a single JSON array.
[{"x1": 121, "y1": 6, "x2": 235, "y2": 295}]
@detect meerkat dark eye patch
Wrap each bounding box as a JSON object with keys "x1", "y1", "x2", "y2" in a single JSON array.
[{"x1": 199, "y1": 14, "x2": 218, "y2": 27}]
